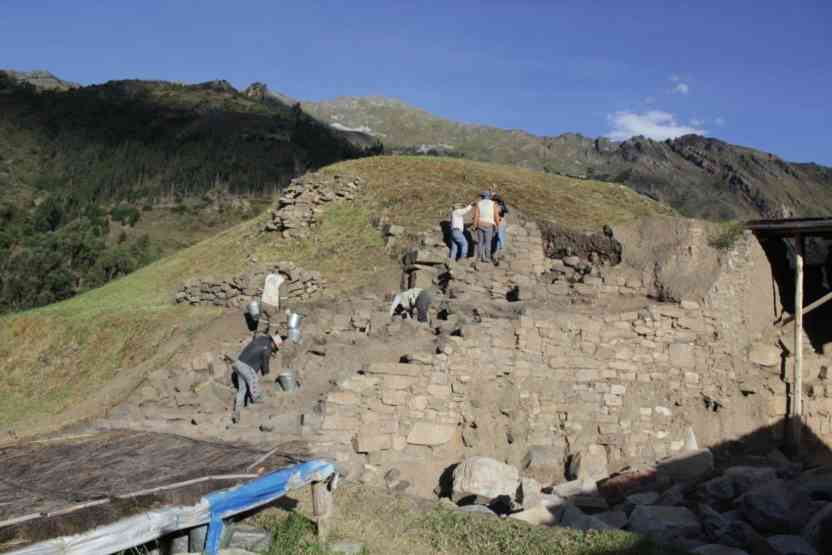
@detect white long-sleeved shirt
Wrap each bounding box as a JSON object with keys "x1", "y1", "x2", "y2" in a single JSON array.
[
  {"x1": 450, "y1": 205, "x2": 472, "y2": 231},
  {"x1": 390, "y1": 288, "x2": 423, "y2": 317}
]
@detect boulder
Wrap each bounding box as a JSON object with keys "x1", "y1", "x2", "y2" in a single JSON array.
[
  {"x1": 628, "y1": 505, "x2": 702, "y2": 538},
  {"x1": 517, "y1": 477, "x2": 543, "y2": 509},
  {"x1": 691, "y1": 546, "x2": 750, "y2": 555},
  {"x1": 226, "y1": 524, "x2": 272, "y2": 552},
  {"x1": 748, "y1": 343, "x2": 781, "y2": 367},
  {"x1": 802, "y1": 502, "x2": 832, "y2": 551},
  {"x1": 521, "y1": 445, "x2": 566, "y2": 485},
  {"x1": 457, "y1": 504, "x2": 498, "y2": 517},
  {"x1": 657, "y1": 448, "x2": 714, "y2": 483},
  {"x1": 766, "y1": 535, "x2": 818, "y2": 555},
  {"x1": 509, "y1": 495, "x2": 564, "y2": 526},
  {"x1": 740, "y1": 479, "x2": 812, "y2": 534},
  {"x1": 596, "y1": 510, "x2": 629, "y2": 529},
  {"x1": 657, "y1": 482, "x2": 690, "y2": 506},
  {"x1": 452, "y1": 457, "x2": 520, "y2": 501},
  {"x1": 550, "y1": 478, "x2": 598, "y2": 498},
  {"x1": 701, "y1": 476, "x2": 736, "y2": 502},
  {"x1": 724, "y1": 466, "x2": 778, "y2": 495},
  {"x1": 626, "y1": 491, "x2": 659, "y2": 506},
  {"x1": 556, "y1": 504, "x2": 613, "y2": 531},
  {"x1": 568, "y1": 444, "x2": 609, "y2": 482}
]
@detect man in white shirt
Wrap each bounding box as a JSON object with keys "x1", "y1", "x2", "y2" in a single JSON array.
[
  {"x1": 449, "y1": 203, "x2": 472, "y2": 261},
  {"x1": 389, "y1": 287, "x2": 432, "y2": 322}
]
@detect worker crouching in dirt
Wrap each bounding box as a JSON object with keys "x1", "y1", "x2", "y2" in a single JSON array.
[
  {"x1": 227, "y1": 333, "x2": 282, "y2": 423},
  {"x1": 390, "y1": 287, "x2": 433, "y2": 323}
]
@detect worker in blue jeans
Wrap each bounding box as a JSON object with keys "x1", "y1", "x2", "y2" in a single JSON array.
[
  {"x1": 493, "y1": 194, "x2": 509, "y2": 252},
  {"x1": 449, "y1": 202, "x2": 472, "y2": 261}
]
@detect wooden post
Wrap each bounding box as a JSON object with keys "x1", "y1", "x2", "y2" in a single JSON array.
[
  {"x1": 791, "y1": 234, "x2": 804, "y2": 452},
  {"x1": 311, "y1": 480, "x2": 333, "y2": 541}
]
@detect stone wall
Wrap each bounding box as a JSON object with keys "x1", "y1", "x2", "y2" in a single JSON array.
[
  {"x1": 263, "y1": 172, "x2": 362, "y2": 238},
  {"x1": 175, "y1": 261, "x2": 323, "y2": 307},
  {"x1": 317, "y1": 297, "x2": 780, "y2": 488},
  {"x1": 311, "y1": 222, "x2": 832, "y2": 496}
]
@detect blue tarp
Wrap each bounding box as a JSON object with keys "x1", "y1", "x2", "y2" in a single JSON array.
[{"x1": 203, "y1": 459, "x2": 335, "y2": 554}]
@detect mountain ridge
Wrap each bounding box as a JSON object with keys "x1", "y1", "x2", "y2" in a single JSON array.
[{"x1": 300, "y1": 95, "x2": 832, "y2": 220}]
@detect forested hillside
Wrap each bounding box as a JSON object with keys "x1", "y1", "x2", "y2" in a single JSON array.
[{"x1": 0, "y1": 73, "x2": 381, "y2": 313}]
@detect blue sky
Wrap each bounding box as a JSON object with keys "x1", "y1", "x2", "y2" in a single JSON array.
[{"x1": 2, "y1": 0, "x2": 830, "y2": 164}]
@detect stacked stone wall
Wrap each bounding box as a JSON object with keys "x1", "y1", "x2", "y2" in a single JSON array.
[
  {"x1": 315, "y1": 226, "x2": 824, "y2": 490},
  {"x1": 175, "y1": 261, "x2": 323, "y2": 307},
  {"x1": 263, "y1": 173, "x2": 362, "y2": 237}
]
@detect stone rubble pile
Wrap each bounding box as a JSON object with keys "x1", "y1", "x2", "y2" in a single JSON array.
[
  {"x1": 263, "y1": 173, "x2": 362, "y2": 238},
  {"x1": 175, "y1": 261, "x2": 323, "y2": 307},
  {"x1": 442, "y1": 449, "x2": 830, "y2": 555}
]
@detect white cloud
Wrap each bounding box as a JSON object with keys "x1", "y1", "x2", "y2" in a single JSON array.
[
  {"x1": 644, "y1": 96, "x2": 656, "y2": 105},
  {"x1": 670, "y1": 74, "x2": 681, "y2": 82},
  {"x1": 606, "y1": 110, "x2": 706, "y2": 141},
  {"x1": 673, "y1": 83, "x2": 689, "y2": 94},
  {"x1": 690, "y1": 118, "x2": 704, "y2": 127},
  {"x1": 715, "y1": 116, "x2": 726, "y2": 126}
]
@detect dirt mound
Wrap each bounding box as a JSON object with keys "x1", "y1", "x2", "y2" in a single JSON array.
[
  {"x1": 540, "y1": 221, "x2": 622, "y2": 265},
  {"x1": 612, "y1": 216, "x2": 720, "y2": 303}
]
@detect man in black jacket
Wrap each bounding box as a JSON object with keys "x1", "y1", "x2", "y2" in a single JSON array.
[{"x1": 230, "y1": 333, "x2": 282, "y2": 423}]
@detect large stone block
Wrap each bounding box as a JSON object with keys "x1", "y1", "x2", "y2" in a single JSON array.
[
  {"x1": 628, "y1": 505, "x2": 702, "y2": 537},
  {"x1": 657, "y1": 448, "x2": 714, "y2": 483},
  {"x1": 321, "y1": 415, "x2": 359, "y2": 431},
  {"x1": 741, "y1": 479, "x2": 812, "y2": 533},
  {"x1": 452, "y1": 456, "x2": 520, "y2": 500},
  {"x1": 354, "y1": 433, "x2": 393, "y2": 453},
  {"x1": 568, "y1": 444, "x2": 609, "y2": 482},
  {"x1": 766, "y1": 535, "x2": 818, "y2": 555},
  {"x1": 406, "y1": 422, "x2": 456, "y2": 446},
  {"x1": 748, "y1": 342, "x2": 781, "y2": 367},
  {"x1": 522, "y1": 445, "x2": 566, "y2": 485},
  {"x1": 669, "y1": 343, "x2": 696, "y2": 368}
]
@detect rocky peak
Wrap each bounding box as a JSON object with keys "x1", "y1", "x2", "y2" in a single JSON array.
[
  {"x1": 244, "y1": 82, "x2": 268, "y2": 100},
  {"x1": 0, "y1": 69, "x2": 79, "y2": 91},
  {"x1": 193, "y1": 79, "x2": 237, "y2": 93}
]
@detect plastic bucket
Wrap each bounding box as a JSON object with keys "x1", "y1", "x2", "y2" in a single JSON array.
[
  {"x1": 287, "y1": 311, "x2": 303, "y2": 329},
  {"x1": 277, "y1": 369, "x2": 298, "y2": 392},
  {"x1": 246, "y1": 300, "x2": 261, "y2": 319},
  {"x1": 288, "y1": 328, "x2": 302, "y2": 344}
]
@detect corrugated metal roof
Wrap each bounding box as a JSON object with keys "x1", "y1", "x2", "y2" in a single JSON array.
[{"x1": 745, "y1": 218, "x2": 832, "y2": 237}]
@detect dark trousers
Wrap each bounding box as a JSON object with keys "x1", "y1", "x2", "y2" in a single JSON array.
[
  {"x1": 477, "y1": 226, "x2": 494, "y2": 262},
  {"x1": 414, "y1": 289, "x2": 432, "y2": 322}
]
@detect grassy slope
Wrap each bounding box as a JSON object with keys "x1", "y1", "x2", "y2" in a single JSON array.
[{"x1": 0, "y1": 156, "x2": 671, "y2": 435}]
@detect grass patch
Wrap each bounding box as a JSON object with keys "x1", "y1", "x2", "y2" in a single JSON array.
[
  {"x1": 708, "y1": 220, "x2": 745, "y2": 250},
  {"x1": 255, "y1": 482, "x2": 685, "y2": 555},
  {"x1": 420, "y1": 508, "x2": 676, "y2": 555},
  {"x1": 322, "y1": 156, "x2": 673, "y2": 233}
]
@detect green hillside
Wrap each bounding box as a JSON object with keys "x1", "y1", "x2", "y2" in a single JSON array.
[
  {"x1": 0, "y1": 73, "x2": 380, "y2": 313},
  {"x1": 0, "y1": 155, "x2": 671, "y2": 437}
]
